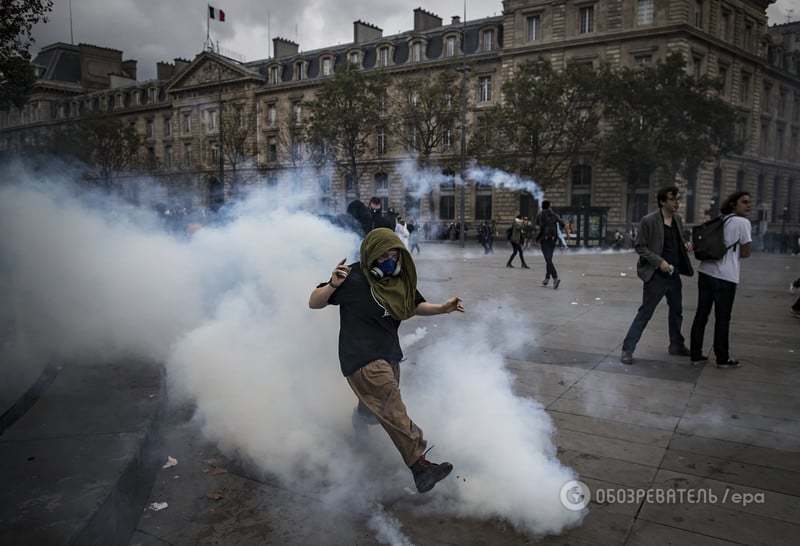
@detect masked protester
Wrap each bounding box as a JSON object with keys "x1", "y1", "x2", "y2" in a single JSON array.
[{"x1": 308, "y1": 228, "x2": 464, "y2": 493}]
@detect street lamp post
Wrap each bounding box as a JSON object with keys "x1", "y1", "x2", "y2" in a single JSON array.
[{"x1": 456, "y1": 14, "x2": 470, "y2": 248}]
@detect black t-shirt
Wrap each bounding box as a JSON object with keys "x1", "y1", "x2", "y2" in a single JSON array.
[
  {"x1": 319, "y1": 263, "x2": 425, "y2": 377},
  {"x1": 660, "y1": 221, "x2": 680, "y2": 276}
]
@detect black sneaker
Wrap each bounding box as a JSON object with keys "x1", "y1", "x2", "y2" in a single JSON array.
[
  {"x1": 542, "y1": 278, "x2": 550, "y2": 286},
  {"x1": 506, "y1": 263, "x2": 514, "y2": 268},
  {"x1": 521, "y1": 264, "x2": 530, "y2": 269},
  {"x1": 553, "y1": 279, "x2": 561, "y2": 290},
  {"x1": 716, "y1": 359, "x2": 740, "y2": 369},
  {"x1": 410, "y1": 452, "x2": 453, "y2": 494}
]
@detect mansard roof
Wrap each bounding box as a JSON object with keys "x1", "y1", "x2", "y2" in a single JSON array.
[{"x1": 31, "y1": 43, "x2": 81, "y2": 84}]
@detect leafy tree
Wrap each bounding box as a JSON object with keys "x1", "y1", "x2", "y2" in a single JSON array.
[
  {"x1": 0, "y1": 0, "x2": 54, "y2": 109},
  {"x1": 390, "y1": 71, "x2": 461, "y2": 165},
  {"x1": 70, "y1": 115, "x2": 140, "y2": 188},
  {"x1": 474, "y1": 59, "x2": 603, "y2": 191},
  {"x1": 305, "y1": 63, "x2": 386, "y2": 198},
  {"x1": 219, "y1": 102, "x2": 257, "y2": 194},
  {"x1": 599, "y1": 52, "x2": 742, "y2": 193}
]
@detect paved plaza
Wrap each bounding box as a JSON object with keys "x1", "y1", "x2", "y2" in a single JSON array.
[
  {"x1": 131, "y1": 247, "x2": 799, "y2": 545},
  {"x1": 2, "y1": 245, "x2": 798, "y2": 545}
]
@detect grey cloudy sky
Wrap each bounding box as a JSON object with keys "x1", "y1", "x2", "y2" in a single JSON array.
[{"x1": 31, "y1": 0, "x2": 796, "y2": 81}]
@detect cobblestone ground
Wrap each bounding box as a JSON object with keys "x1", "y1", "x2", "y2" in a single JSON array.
[{"x1": 132, "y1": 246, "x2": 800, "y2": 546}]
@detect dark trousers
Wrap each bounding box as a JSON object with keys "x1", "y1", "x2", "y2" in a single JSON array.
[
  {"x1": 542, "y1": 238, "x2": 558, "y2": 279},
  {"x1": 507, "y1": 242, "x2": 527, "y2": 266},
  {"x1": 622, "y1": 274, "x2": 685, "y2": 353},
  {"x1": 792, "y1": 296, "x2": 800, "y2": 312},
  {"x1": 690, "y1": 273, "x2": 738, "y2": 363}
]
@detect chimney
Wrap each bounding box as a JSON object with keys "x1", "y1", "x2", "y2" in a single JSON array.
[
  {"x1": 273, "y1": 37, "x2": 299, "y2": 59},
  {"x1": 413, "y1": 7, "x2": 442, "y2": 32},
  {"x1": 121, "y1": 59, "x2": 137, "y2": 80},
  {"x1": 451, "y1": 16, "x2": 461, "y2": 25},
  {"x1": 354, "y1": 20, "x2": 383, "y2": 44},
  {"x1": 156, "y1": 61, "x2": 175, "y2": 80},
  {"x1": 173, "y1": 58, "x2": 190, "y2": 75}
]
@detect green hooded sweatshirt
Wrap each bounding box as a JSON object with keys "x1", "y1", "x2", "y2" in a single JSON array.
[{"x1": 359, "y1": 228, "x2": 418, "y2": 320}]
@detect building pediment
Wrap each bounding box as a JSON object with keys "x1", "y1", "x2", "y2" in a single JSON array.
[{"x1": 167, "y1": 52, "x2": 263, "y2": 92}]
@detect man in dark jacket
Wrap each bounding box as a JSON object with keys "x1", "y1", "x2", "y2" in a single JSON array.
[
  {"x1": 536, "y1": 201, "x2": 566, "y2": 289},
  {"x1": 621, "y1": 186, "x2": 694, "y2": 365}
]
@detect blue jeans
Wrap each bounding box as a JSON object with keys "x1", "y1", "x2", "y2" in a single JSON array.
[{"x1": 623, "y1": 273, "x2": 685, "y2": 353}]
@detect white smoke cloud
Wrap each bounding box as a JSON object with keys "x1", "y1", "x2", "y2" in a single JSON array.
[{"x1": 0, "y1": 162, "x2": 582, "y2": 539}]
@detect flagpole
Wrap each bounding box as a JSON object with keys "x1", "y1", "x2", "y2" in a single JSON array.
[{"x1": 206, "y1": 4, "x2": 210, "y2": 50}]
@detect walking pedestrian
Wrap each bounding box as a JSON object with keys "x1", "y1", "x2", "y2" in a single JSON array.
[
  {"x1": 506, "y1": 215, "x2": 530, "y2": 269},
  {"x1": 620, "y1": 186, "x2": 694, "y2": 365},
  {"x1": 536, "y1": 201, "x2": 566, "y2": 289},
  {"x1": 690, "y1": 191, "x2": 753, "y2": 368},
  {"x1": 408, "y1": 218, "x2": 421, "y2": 255},
  {"x1": 791, "y1": 277, "x2": 800, "y2": 319},
  {"x1": 308, "y1": 228, "x2": 464, "y2": 493},
  {"x1": 395, "y1": 217, "x2": 410, "y2": 250}
]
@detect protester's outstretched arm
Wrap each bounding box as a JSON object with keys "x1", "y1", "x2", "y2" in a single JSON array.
[
  {"x1": 415, "y1": 297, "x2": 464, "y2": 316},
  {"x1": 309, "y1": 259, "x2": 350, "y2": 309}
]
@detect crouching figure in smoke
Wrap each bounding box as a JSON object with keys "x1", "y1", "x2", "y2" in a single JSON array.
[{"x1": 309, "y1": 228, "x2": 464, "y2": 493}]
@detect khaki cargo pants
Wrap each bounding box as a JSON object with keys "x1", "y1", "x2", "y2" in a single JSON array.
[{"x1": 346, "y1": 359, "x2": 427, "y2": 466}]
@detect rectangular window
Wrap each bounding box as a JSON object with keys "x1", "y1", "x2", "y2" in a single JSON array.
[
  {"x1": 442, "y1": 125, "x2": 453, "y2": 149},
  {"x1": 267, "y1": 137, "x2": 277, "y2": 162},
  {"x1": 164, "y1": 117, "x2": 172, "y2": 137},
  {"x1": 741, "y1": 74, "x2": 751, "y2": 104},
  {"x1": 635, "y1": 54, "x2": 652, "y2": 66},
  {"x1": 718, "y1": 66, "x2": 728, "y2": 97},
  {"x1": 291, "y1": 140, "x2": 302, "y2": 162},
  {"x1": 693, "y1": 56, "x2": 703, "y2": 79},
  {"x1": 744, "y1": 23, "x2": 753, "y2": 51},
  {"x1": 164, "y1": 145, "x2": 172, "y2": 169},
  {"x1": 206, "y1": 109, "x2": 218, "y2": 132},
  {"x1": 478, "y1": 76, "x2": 492, "y2": 103},
  {"x1": 267, "y1": 104, "x2": 276, "y2": 127},
  {"x1": 571, "y1": 165, "x2": 592, "y2": 207},
  {"x1": 527, "y1": 15, "x2": 541, "y2": 41},
  {"x1": 446, "y1": 36, "x2": 456, "y2": 57},
  {"x1": 115, "y1": 94, "x2": 123, "y2": 108},
  {"x1": 412, "y1": 42, "x2": 422, "y2": 62},
  {"x1": 762, "y1": 82, "x2": 771, "y2": 112},
  {"x1": 379, "y1": 47, "x2": 389, "y2": 66},
  {"x1": 322, "y1": 58, "x2": 332, "y2": 76},
  {"x1": 212, "y1": 143, "x2": 221, "y2": 164},
  {"x1": 269, "y1": 66, "x2": 280, "y2": 84},
  {"x1": 184, "y1": 143, "x2": 192, "y2": 167},
  {"x1": 777, "y1": 125, "x2": 785, "y2": 159},
  {"x1": 779, "y1": 91, "x2": 787, "y2": 117},
  {"x1": 695, "y1": 0, "x2": 703, "y2": 29},
  {"x1": 637, "y1": 0, "x2": 654, "y2": 25},
  {"x1": 377, "y1": 127, "x2": 386, "y2": 156},
  {"x1": 475, "y1": 194, "x2": 493, "y2": 220},
  {"x1": 349, "y1": 52, "x2": 359, "y2": 65},
  {"x1": 182, "y1": 112, "x2": 192, "y2": 134},
  {"x1": 146, "y1": 119, "x2": 154, "y2": 139},
  {"x1": 761, "y1": 122, "x2": 770, "y2": 156},
  {"x1": 579, "y1": 7, "x2": 594, "y2": 34},
  {"x1": 772, "y1": 177, "x2": 780, "y2": 221},
  {"x1": 721, "y1": 11, "x2": 731, "y2": 40},
  {"x1": 439, "y1": 195, "x2": 455, "y2": 220},
  {"x1": 482, "y1": 30, "x2": 494, "y2": 51},
  {"x1": 292, "y1": 102, "x2": 302, "y2": 124}
]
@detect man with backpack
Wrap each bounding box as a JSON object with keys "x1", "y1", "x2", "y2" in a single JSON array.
[
  {"x1": 689, "y1": 191, "x2": 753, "y2": 368},
  {"x1": 536, "y1": 201, "x2": 566, "y2": 289},
  {"x1": 621, "y1": 186, "x2": 694, "y2": 365}
]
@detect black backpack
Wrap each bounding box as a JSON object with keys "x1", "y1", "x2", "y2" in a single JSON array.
[
  {"x1": 692, "y1": 215, "x2": 736, "y2": 261},
  {"x1": 539, "y1": 210, "x2": 559, "y2": 240}
]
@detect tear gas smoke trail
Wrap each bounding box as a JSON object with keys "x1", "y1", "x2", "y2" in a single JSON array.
[
  {"x1": 0, "y1": 165, "x2": 582, "y2": 539},
  {"x1": 397, "y1": 159, "x2": 544, "y2": 205}
]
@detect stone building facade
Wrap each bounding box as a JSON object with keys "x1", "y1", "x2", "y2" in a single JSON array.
[{"x1": 1, "y1": 1, "x2": 799, "y2": 240}]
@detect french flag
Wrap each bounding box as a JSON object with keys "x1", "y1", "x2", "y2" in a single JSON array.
[{"x1": 209, "y1": 5, "x2": 226, "y2": 22}]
